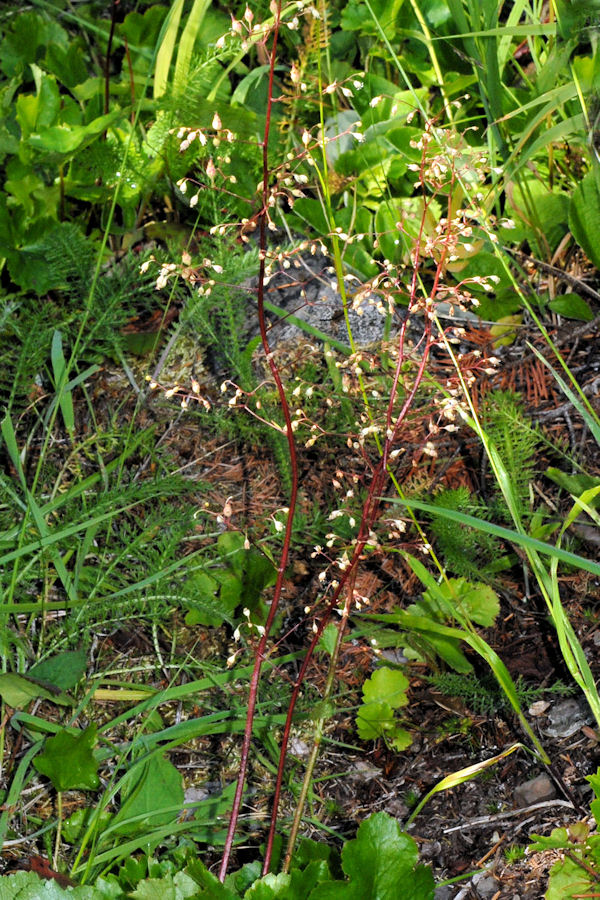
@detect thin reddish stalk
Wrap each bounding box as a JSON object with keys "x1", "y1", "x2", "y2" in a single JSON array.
[
  {"x1": 264, "y1": 339, "x2": 435, "y2": 869},
  {"x1": 264, "y1": 139, "x2": 457, "y2": 865},
  {"x1": 218, "y1": 0, "x2": 297, "y2": 882}
]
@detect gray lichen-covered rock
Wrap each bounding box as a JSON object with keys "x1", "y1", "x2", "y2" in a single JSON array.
[{"x1": 246, "y1": 250, "x2": 402, "y2": 349}]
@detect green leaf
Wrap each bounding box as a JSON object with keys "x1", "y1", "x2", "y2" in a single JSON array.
[
  {"x1": 29, "y1": 649, "x2": 87, "y2": 691},
  {"x1": 548, "y1": 293, "x2": 594, "y2": 321},
  {"x1": 311, "y1": 812, "x2": 435, "y2": 899},
  {"x1": 545, "y1": 854, "x2": 597, "y2": 900},
  {"x1": 186, "y1": 859, "x2": 239, "y2": 898},
  {"x1": 16, "y1": 69, "x2": 62, "y2": 138},
  {"x1": 111, "y1": 752, "x2": 184, "y2": 835},
  {"x1": 569, "y1": 169, "x2": 600, "y2": 269},
  {"x1": 34, "y1": 725, "x2": 100, "y2": 791},
  {"x1": 546, "y1": 468, "x2": 600, "y2": 507},
  {"x1": 0, "y1": 869, "x2": 129, "y2": 897},
  {"x1": 289, "y1": 198, "x2": 330, "y2": 237},
  {"x1": 184, "y1": 571, "x2": 227, "y2": 626},
  {"x1": 387, "y1": 727, "x2": 412, "y2": 752},
  {"x1": 0, "y1": 672, "x2": 69, "y2": 709},
  {"x1": 362, "y1": 667, "x2": 409, "y2": 709},
  {"x1": 423, "y1": 578, "x2": 500, "y2": 628},
  {"x1": 130, "y1": 871, "x2": 200, "y2": 899},
  {"x1": 341, "y1": 0, "x2": 404, "y2": 37},
  {"x1": 356, "y1": 700, "x2": 395, "y2": 741},
  {"x1": 318, "y1": 623, "x2": 338, "y2": 657},
  {"x1": 51, "y1": 329, "x2": 74, "y2": 436},
  {"x1": 27, "y1": 112, "x2": 121, "y2": 160},
  {"x1": 0, "y1": 12, "x2": 68, "y2": 78},
  {"x1": 62, "y1": 806, "x2": 112, "y2": 844}
]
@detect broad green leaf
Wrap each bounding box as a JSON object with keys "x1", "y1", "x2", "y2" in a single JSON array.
[
  {"x1": 0, "y1": 869, "x2": 131, "y2": 897},
  {"x1": 545, "y1": 855, "x2": 596, "y2": 900},
  {"x1": 318, "y1": 623, "x2": 339, "y2": 657},
  {"x1": 185, "y1": 859, "x2": 239, "y2": 898},
  {"x1": 341, "y1": 0, "x2": 404, "y2": 38},
  {"x1": 111, "y1": 752, "x2": 184, "y2": 835},
  {"x1": 27, "y1": 112, "x2": 121, "y2": 159},
  {"x1": 27, "y1": 650, "x2": 87, "y2": 691},
  {"x1": 362, "y1": 667, "x2": 409, "y2": 709},
  {"x1": 548, "y1": 293, "x2": 594, "y2": 321},
  {"x1": 34, "y1": 724, "x2": 100, "y2": 791},
  {"x1": 415, "y1": 633, "x2": 472, "y2": 673},
  {"x1": 130, "y1": 871, "x2": 199, "y2": 899},
  {"x1": 62, "y1": 806, "x2": 112, "y2": 844},
  {"x1": 387, "y1": 727, "x2": 412, "y2": 752},
  {"x1": 423, "y1": 579, "x2": 500, "y2": 628},
  {"x1": 0, "y1": 672, "x2": 69, "y2": 709},
  {"x1": 546, "y1": 468, "x2": 600, "y2": 506},
  {"x1": 356, "y1": 700, "x2": 395, "y2": 741},
  {"x1": 311, "y1": 812, "x2": 435, "y2": 899},
  {"x1": 16, "y1": 69, "x2": 61, "y2": 138},
  {"x1": 569, "y1": 169, "x2": 600, "y2": 269},
  {"x1": 184, "y1": 571, "x2": 226, "y2": 626},
  {"x1": 245, "y1": 872, "x2": 294, "y2": 898},
  {"x1": 289, "y1": 197, "x2": 330, "y2": 238}
]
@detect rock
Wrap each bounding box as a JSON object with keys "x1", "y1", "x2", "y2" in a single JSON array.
[
  {"x1": 544, "y1": 698, "x2": 592, "y2": 738},
  {"x1": 472, "y1": 871, "x2": 500, "y2": 899},
  {"x1": 420, "y1": 840, "x2": 442, "y2": 860},
  {"x1": 434, "y1": 887, "x2": 455, "y2": 900},
  {"x1": 289, "y1": 737, "x2": 310, "y2": 758},
  {"x1": 246, "y1": 251, "x2": 405, "y2": 349},
  {"x1": 380, "y1": 647, "x2": 408, "y2": 665},
  {"x1": 514, "y1": 773, "x2": 557, "y2": 808},
  {"x1": 383, "y1": 797, "x2": 409, "y2": 819}
]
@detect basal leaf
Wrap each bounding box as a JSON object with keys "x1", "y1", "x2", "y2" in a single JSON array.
[
  {"x1": 0, "y1": 672, "x2": 69, "y2": 709},
  {"x1": 423, "y1": 578, "x2": 500, "y2": 628},
  {"x1": 34, "y1": 725, "x2": 100, "y2": 791},
  {"x1": 27, "y1": 112, "x2": 121, "y2": 159},
  {"x1": 569, "y1": 169, "x2": 600, "y2": 269},
  {"x1": 545, "y1": 855, "x2": 596, "y2": 900},
  {"x1": 130, "y1": 870, "x2": 199, "y2": 899},
  {"x1": 310, "y1": 812, "x2": 434, "y2": 899},
  {"x1": 362, "y1": 667, "x2": 409, "y2": 709},
  {"x1": 111, "y1": 752, "x2": 184, "y2": 835},
  {"x1": 548, "y1": 293, "x2": 594, "y2": 321},
  {"x1": 29, "y1": 649, "x2": 87, "y2": 691},
  {"x1": 356, "y1": 700, "x2": 395, "y2": 741}
]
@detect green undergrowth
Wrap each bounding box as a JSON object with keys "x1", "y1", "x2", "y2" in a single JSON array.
[{"x1": 1, "y1": 812, "x2": 436, "y2": 898}]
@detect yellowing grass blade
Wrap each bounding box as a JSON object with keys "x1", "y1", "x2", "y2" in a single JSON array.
[
  {"x1": 407, "y1": 743, "x2": 530, "y2": 825},
  {"x1": 154, "y1": 0, "x2": 185, "y2": 99},
  {"x1": 173, "y1": 0, "x2": 212, "y2": 94}
]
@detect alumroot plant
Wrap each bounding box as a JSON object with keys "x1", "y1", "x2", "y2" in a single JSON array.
[{"x1": 142, "y1": 1, "x2": 523, "y2": 882}]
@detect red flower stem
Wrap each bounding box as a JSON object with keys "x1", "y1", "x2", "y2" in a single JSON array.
[
  {"x1": 264, "y1": 146, "x2": 456, "y2": 867},
  {"x1": 218, "y1": 1, "x2": 296, "y2": 882}
]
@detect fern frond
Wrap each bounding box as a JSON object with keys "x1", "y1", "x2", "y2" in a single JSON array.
[
  {"x1": 482, "y1": 391, "x2": 541, "y2": 522},
  {"x1": 429, "y1": 486, "x2": 503, "y2": 581}
]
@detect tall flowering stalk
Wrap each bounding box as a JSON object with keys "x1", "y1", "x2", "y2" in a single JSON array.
[{"x1": 218, "y1": 0, "x2": 298, "y2": 882}]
